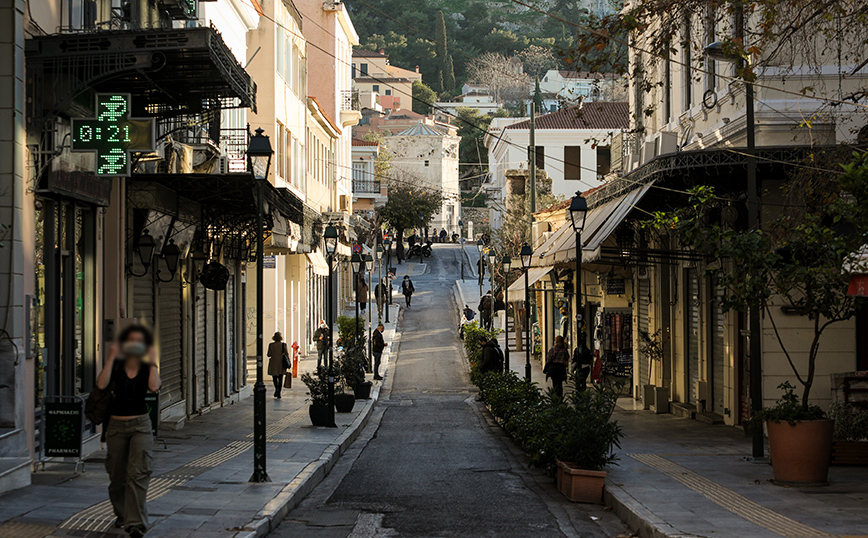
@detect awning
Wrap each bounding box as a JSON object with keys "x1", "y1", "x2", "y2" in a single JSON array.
[
  {"x1": 542, "y1": 182, "x2": 655, "y2": 266},
  {"x1": 337, "y1": 242, "x2": 352, "y2": 257},
  {"x1": 306, "y1": 251, "x2": 330, "y2": 276},
  {"x1": 508, "y1": 266, "x2": 554, "y2": 294}
]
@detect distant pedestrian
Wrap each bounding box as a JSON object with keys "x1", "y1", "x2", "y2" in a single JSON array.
[
  {"x1": 267, "y1": 332, "x2": 289, "y2": 399},
  {"x1": 95, "y1": 324, "x2": 161, "y2": 538},
  {"x1": 372, "y1": 323, "x2": 386, "y2": 380},
  {"x1": 375, "y1": 279, "x2": 387, "y2": 319},
  {"x1": 313, "y1": 321, "x2": 330, "y2": 368},
  {"x1": 401, "y1": 275, "x2": 415, "y2": 307},
  {"x1": 479, "y1": 292, "x2": 492, "y2": 330},
  {"x1": 544, "y1": 335, "x2": 570, "y2": 398},
  {"x1": 573, "y1": 337, "x2": 593, "y2": 392},
  {"x1": 439, "y1": 229, "x2": 447, "y2": 243},
  {"x1": 463, "y1": 304, "x2": 475, "y2": 321},
  {"x1": 431, "y1": 228, "x2": 438, "y2": 242},
  {"x1": 479, "y1": 335, "x2": 504, "y2": 373},
  {"x1": 357, "y1": 273, "x2": 369, "y2": 314}
]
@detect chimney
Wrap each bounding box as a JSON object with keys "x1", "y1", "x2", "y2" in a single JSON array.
[
  {"x1": 415, "y1": 65, "x2": 420, "y2": 73},
  {"x1": 380, "y1": 49, "x2": 385, "y2": 55}
]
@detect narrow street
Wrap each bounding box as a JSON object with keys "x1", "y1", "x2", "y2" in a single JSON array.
[{"x1": 271, "y1": 244, "x2": 625, "y2": 538}]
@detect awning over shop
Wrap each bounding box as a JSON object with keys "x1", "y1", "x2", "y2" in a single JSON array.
[
  {"x1": 540, "y1": 182, "x2": 654, "y2": 266},
  {"x1": 306, "y1": 251, "x2": 330, "y2": 276},
  {"x1": 337, "y1": 242, "x2": 352, "y2": 257},
  {"x1": 508, "y1": 266, "x2": 554, "y2": 294}
]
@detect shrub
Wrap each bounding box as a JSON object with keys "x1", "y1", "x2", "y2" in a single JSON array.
[
  {"x1": 337, "y1": 314, "x2": 366, "y2": 348},
  {"x1": 340, "y1": 344, "x2": 368, "y2": 389},
  {"x1": 301, "y1": 366, "x2": 331, "y2": 405},
  {"x1": 829, "y1": 401, "x2": 868, "y2": 442}
]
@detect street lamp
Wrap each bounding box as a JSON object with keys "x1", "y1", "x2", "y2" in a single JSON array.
[
  {"x1": 248, "y1": 126, "x2": 273, "y2": 483},
  {"x1": 155, "y1": 239, "x2": 181, "y2": 282},
  {"x1": 384, "y1": 235, "x2": 392, "y2": 323},
  {"x1": 365, "y1": 253, "x2": 374, "y2": 371},
  {"x1": 501, "y1": 255, "x2": 511, "y2": 373},
  {"x1": 487, "y1": 248, "x2": 496, "y2": 330},
  {"x1": 477, "y1": 239, "x2": 485, "y2": 295},
  {"x1": 569, "y1": 191, "x2": 588, "y2": 355},
  {"x1": 376, "y1": 244, "x2": 384, "y2": 323},
  {"x1": 351, "y1": 253, "x2": 363, "y2": 348},
  {"x1": 705, "y1": 41, "x2": 763, "y2": 459},
  {"x1": 520, "y1": 242, "x2": 533, "y2": 381},
  {"x1": 324, "y1": 224, "x2": 339, "y2": 429}
]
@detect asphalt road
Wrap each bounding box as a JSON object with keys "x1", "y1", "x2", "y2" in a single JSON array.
[{"x1": 271, "y1": 243, "x2": 627, "y2": 538}]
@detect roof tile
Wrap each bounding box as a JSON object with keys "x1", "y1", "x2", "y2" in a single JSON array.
[{"x1": 507, "y1": 102, "x2": 629, "y2": 131}]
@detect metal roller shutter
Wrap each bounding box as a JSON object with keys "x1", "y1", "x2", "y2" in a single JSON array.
[
  {"x1": 132, "y1": 275, "x2": 155, "y2": 326},
  {"x1": 637, "y1": 277, "x2": 650, "y2": 390},
  {"x1": 227, "y1": 277, "x2": 235, "y2": 394},
  {"x1": 687, "y1": 269, "x2": 700, "y2": 404},
  {"x1": 712, "y1": 288, "x2": 725, "y2": 414},
  {"x1": 195, "y1": 284, "x2": 206, "y2": 410},
  {"x1": 157, "y1": 278, "x2": 183, "y2": 408},
  {"x1": 206, "y1": 288, "x2": 217, "y2": 404}
]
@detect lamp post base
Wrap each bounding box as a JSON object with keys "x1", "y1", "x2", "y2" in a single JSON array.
[
  {"x1": 249, "y1": 381, "x2": 271, "y2": 483},
  {"x1": 525, "y1": 363, "x2": 531, "y2": 381}
]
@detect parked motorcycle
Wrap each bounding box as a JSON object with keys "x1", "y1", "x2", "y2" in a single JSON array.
[{"x1": 408, "y1": 240, "x2": 433, "y2": 258}]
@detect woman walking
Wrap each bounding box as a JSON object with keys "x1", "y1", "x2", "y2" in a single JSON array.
[
  {"x1": 267, "y1": 332, "x2": 289, "y2": 398},
  {"x1": 544, "y1": 335, "x2": 570, "y2": 398},
  {"x1": 95, "y1": 325, "x2": 161, "y2": 538}
]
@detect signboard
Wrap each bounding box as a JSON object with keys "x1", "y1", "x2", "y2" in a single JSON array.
[
  {"x1": 144, "y1": 393, "x2": 159, "y2": 437},
  {"x1": 71, "y1": 94, "x2": 155, "y2": 176},
  {"x1": 44, "y1": 401, "x2": 83, "y2": 458},
  {"x1": 353, "y1": 244, "x2": 362, "y2": 253},
  {"x1": 606, "y1": 278, "x2": 626, "y2": 295},
  {"x1": 263, "y1": 255, "x2": 276, "y2": 269}
]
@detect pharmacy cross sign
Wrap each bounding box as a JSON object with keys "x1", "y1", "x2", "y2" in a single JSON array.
[{"x1": 71, "y1": 94, "x2": 155, "y2": 176}]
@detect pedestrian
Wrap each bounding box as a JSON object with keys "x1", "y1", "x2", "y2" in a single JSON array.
[
  {"x1": 463, "y1": 304, "x2": 475, "y2": 321},
  {"x1": 479, "y1": 292, "x2": 492, "y2": 330},
  {"x1": 267, "y1": 332, "x2": 289, "y2": 399},
  {"x1": 439, "y1": 229, "x2": 447, "y2": 243},
  {"x1": 313, "y1": 320, "x2": 330, "y2": 368},
  {"x1": 408, "y1": 232, "x2": 417, "y2": 248},
  {"x1": 573, "y1": 336, "x2": 593, "y2": 392},
  {"x1": 479, "y1": 335, "x2": 504, "y2": 373},
  {"x1": 372, "y1": 323, "x2": 386, "y2": 380},
  {"x1": 544, "y1": 335, "x2": 570, "y2": 397},
  {"x1": 401, "y1": 275, "x2": 415, "y2": 307},
  {"x1": 374, "y1": 279, "x2": 387, "y2": 319},
  {"x1": 431, "y1": 227, "x2": 438, "y2": 243},
  {"x1": 357, "y1": 274, "x2": 369, "y2": 314},
  {"x1": 95, "y1": 324, "x2": 161, "y2": 538}
]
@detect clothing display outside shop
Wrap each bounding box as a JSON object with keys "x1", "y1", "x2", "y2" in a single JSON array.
[{"x1": 593, "y1": 310, "x2": 633, "y2": 380}]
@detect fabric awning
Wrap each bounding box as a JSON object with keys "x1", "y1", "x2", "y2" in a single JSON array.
[
  {"x1": 306, "y1": 251, "x2": 330, "y2": 276},
  {"x1": 542, "y1": 182, "x2": 655, "y2": 266},
  {"x1": 508, "y1": 266, "x2": 554, "y2": 294}
]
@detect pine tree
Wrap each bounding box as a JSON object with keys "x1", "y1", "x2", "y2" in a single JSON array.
[
  {"x1": 434, "y1": 11, "x2": 448, "y2": 92},
  {"x1": 443, "y1": 54, "x2": 456, "y2": 92},
  {"x1": 533, "y1": 79, "x2": 544, "y2": 114}
]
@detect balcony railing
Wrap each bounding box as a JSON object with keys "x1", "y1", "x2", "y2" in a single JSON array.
[
  {"x1": 341, "y1": 90, "x2": 361, "y2": 111},
  {"x1": 353, "y1": 179, "x2": 381, "y2": 194}
]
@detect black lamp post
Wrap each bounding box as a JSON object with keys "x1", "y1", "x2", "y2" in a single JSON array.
[
  {"x1": 501, "y1": 254, "x2": 511, "y2": 373},
  {"x1": 569, "y1": 191, "x2": 588, "y2": 354},
  {"x1": 365, "y1": 253, "x2": 374, "y2": 370},
  {"x1": 376, "y1": 244, "x2": 384, "y2": 324},
  {"x1": 384, "y1": 235, "x2": 392, "y2": 323},
  {"x1": 477, "y1": 239, "x2": 485, "y2": 295},
  {"x1": 487, "y1": 248, "x2": 496, "y2": 330},
  {"x1": 351, "y1": 253, "x2": 363, "y2": 346},
  {"x1": 248, "y1": 126, "x2": 273, "y2": 483},
  {"x1": 520, "y1": 242, "x2": 533, "y2": 381},
  {"x1": 324, "y1": 224, "x2": 339, "y2": 428},
  {"x1": 705, "y1": 41, "x2": 763, "y2": 459}
]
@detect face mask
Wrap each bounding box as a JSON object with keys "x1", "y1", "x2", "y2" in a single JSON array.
[{"x1": 122, "y1": 341, "x2": 147, "y2": 358}]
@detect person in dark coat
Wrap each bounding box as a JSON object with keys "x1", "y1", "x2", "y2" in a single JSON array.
[
  {"x1": 372, "y1": 323, "x2": 386, "y2": 380},
  {"x1": 544, "y1": 335, "x2": 570, "y2": 398},
  {"x1": 356, "y1": 273, "x2": 369, "y2": 313},
  {"x1": 573, "y1": 336, "x2": 593, "y2": 392},
  {"x1": 401, "y1": 275, "x2": 415, "y2": 307},
  {"x1": 374, "y1": 280, "x2": 387, "y2": 319},
  {"x1": 313, "y1": 321, "x2": 330, "y2": 368},
  {"x1": 479, "y1": 292, "x2": 493, "y2": 330},
  {"x1": 479, "y1": 336, "x2": 504, "y2": 373},
  {"x1": 267, "y1": 332, "x2": 288, "y2": 399},
  {"x1": 439, "y1": 229, "x2": 447, "y2": 243}
]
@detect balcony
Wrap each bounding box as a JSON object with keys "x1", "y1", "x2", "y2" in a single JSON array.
[
  {"x1": 353, "y1": 179, "x2": 381, "y2": 194},
  {"x1": 340, "y1": 90, "x2": 362, "y2": 127}
]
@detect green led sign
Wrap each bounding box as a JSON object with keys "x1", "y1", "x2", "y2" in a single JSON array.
[{"x1": 71, "y1": 94, "x2": 154, "y2": 176}]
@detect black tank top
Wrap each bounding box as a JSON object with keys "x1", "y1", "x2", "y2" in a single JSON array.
[{"x1": 108, "y1": 361, "x2": 151, "y2": 417}]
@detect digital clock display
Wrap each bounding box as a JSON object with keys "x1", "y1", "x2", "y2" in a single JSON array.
[{"x1": 71, "y1": 94, "x2": 155, "y2": 176}]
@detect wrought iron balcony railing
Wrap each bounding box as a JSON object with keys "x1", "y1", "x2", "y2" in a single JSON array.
[
  {"x1": 341, "y1": 90, "x2": 361, "y2": 111},
  {"x1": 352, "y1": 179, "x2": 381, "y2": 194}
]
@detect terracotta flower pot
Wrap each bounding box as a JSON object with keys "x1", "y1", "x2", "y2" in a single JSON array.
[
  {"x1": 767, "y1": 419, "x2": 834, "y2": 485},
  {"x1": 555, "y1": 461, "x2": 607, "y2": 503}
]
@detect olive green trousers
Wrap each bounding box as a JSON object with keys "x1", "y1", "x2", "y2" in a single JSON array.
[{"x1": 105, "y1": 415, "x2": 154, "y2": 530}]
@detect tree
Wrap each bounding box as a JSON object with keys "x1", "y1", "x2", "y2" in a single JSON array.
[
  {"x1": 519, "y1": 44, "x2": 559, "y2": 80},
  {"x1": 533, "y1": 79, "x2": 544, "y2": 114},
  {"x1": 646, "y1": 151, "x2": 868, "y2": 409},
  {"x1": 465, "y1": 52, "x2": 530, "y2": 106},
  {"x1": 443, "y1": 54, "x2": 456, "y2": 93},
  {"x1": 378, "y1": 178, "x2": 444, "y2": 261},
  {"x1": 412, "y1": 80, "x2": 437, "y2": 115},
  {"x1": 453, "y1": 107, "x2": 508, "y2": 177},
  {"x1": 434, "y1": 11, "x2": 449, "y2": 92}
]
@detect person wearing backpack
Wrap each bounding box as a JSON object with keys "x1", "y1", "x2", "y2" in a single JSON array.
[
  {"x1": 479, "y1": 335, "x2": 504, "y2": 374},
  {"x1": 94, "y1": 324, "x2": 161, "y2": 538},
  {"x1": 544, "y1": 335, "x2": 570, "y2": 397}
]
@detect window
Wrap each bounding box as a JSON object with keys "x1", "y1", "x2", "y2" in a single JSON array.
[
  {"x1": 705, "y1": 6, "x2": 717, "y2": 92},
  {"x1": 564, "y1": 146, "x2": 582, "y2": 180},
  {"x1": 372, "y1": 84, "x2": 379, "y2": 92},
  {"x1": 534, "y1": 146, "x2": 545, "y2": 170},
  {"x1": 596, "y1": 146, "x2": 611, "y2": 177},
  {"x1": 284, "y1": 127, "x2": 291, "y2": 182},
  {"x1": 292, "y1": 44, "x2": 300, "y2": 93},
  {"x1": 385, "y1": 89, "x2": 391, "y2": 96},
  {"x1": 286, "y1": 36, "x2": 292, "y2": 89},
  {"x1": 664, "y1": 54, "x2": 672, "y2": 124},
  {"x1": 352, "y1": 63, "x2": 356, "y2": 78},
  {"x1": 275, "y1": 123, "x2": 284, "y2": 178},
  {"x1": 276, "y1": 27, "x2": 285, "y2": 79},
  {"x1": 424, "y1": 160, "x2": 429, "y2": 167},
  {"x1": 549, "y1": 104, "x2": 557, "y2": 112},
  {"x1": 360, "y1": 63, "x2": 368, "y2": 76},
  {"x1": 683, "y1": 16, "x2": 692, "y2": 111}
]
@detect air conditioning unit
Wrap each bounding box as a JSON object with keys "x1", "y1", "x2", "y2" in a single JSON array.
[{"x1": 655, "y1": 131, "x2": 678, "y2": 156}]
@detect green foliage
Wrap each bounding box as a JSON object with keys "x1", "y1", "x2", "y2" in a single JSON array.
[
  {"x1": 337, "y1": 314, "x2": 366, "y2": 348},
  {"x1": 454, "y1": 107, "x2": 506, "y2": 177},
  {"x1": 301, "y1": 366, "x2": 332, "y2": 405},
  {"x1": 475, "y1": 370, "x2": 624, "y2": 472},
  {"x1": 340, "y1": 344, "x2": 368, "y2": 389},
  {"x1": 462, "y1": 320, "x2": 501, "y2": 382},
  {"x1": 378, "y1": 183, "x2": 443, "y2": 240},
  {"x1": 412, "y1": 80, "x2": 437, "y2": 115},
  {"x1": 532, "y1": 79, "x2": 543, "y2": 114},
  {"x1": 750, "y1": 382, "x2": 825, "y2": 426},
  {"x1": 443, "y1": 54, "x2": 456, "y2": 92},
  {"x1": 638, "y1": 329, "x2": 664, "y2": 365},
  {"x1": 829, "y1": 401, "x2": 868, "y2": 442}
]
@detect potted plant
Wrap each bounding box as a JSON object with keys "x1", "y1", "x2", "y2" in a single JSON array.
[
  {"x1": 752, "y1": 382, "x2": 832, "y2": 484},
  {"x1": 829, "y1": 401, "x2": 868, "y2": 465},
  {"x1": 341, "y1": 343, "x2": 371, "y2": 400},
  {"x1": 554, "y1": 377, "x2": 624, "y2": 503},
  {"x1": 335, "y1": 351, "x2": 356, "y2": 413},
  {"x1": 301, "y1": 366, "x2": 332, "y2": 426}
]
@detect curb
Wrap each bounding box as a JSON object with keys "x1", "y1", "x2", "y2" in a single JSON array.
[
  {"x1": 234, "y1": 306, "x2": 401, "y2": 538},
  {"x1": 603, "y1": 483, "x2": 701, "y2": 538}
]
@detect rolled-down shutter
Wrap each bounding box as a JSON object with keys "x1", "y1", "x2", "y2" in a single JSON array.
[
  {"x1": 195, "y1": 284, "x2": 206, "y2": 410},
  {"x1": 637, "y1": 277, "x2": 650, "y2": 390},
  {"x1": 158, "y1": 278, "x2": 183, "y2": 408},
  {"x1": 227, "y1": 276, "x2": 235, "y2": 394},
  {"x1": 206, "y1": 289, "x2": 217, "y2": 404},
  {"x1": 712, "y1": 288, "x2": 725, "y2": 414},
  {"x1": 132, "y1": 275, "x2": 155, "y2": 326},
  {"x1": 687, "y1": 269, "x2": 700, "y2": 404}
]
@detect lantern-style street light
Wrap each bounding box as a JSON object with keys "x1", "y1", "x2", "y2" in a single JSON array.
[
  {"x1": 520, "y1": 242, "x2": 534, "y2": 381},
  {"x1": 569, "y1": 191, "x2": 588, "y2": 357},
  {"x1": 501, "y1": 255, "x2": 511, "y2": 373}
]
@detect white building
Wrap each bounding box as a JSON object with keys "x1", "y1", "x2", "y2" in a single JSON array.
[
  {"x1": 434, "y1": 88, "x2": 503, "y2": 117},
  {"x1": 387, "y1": 122, "x2": 461, "y2": 233},
  {"x1": 484, "y1": 102, "x2": 628, "y2": 224},
  {"x1": 538, "y1": 70, "x2": 624, "y2": 105}
]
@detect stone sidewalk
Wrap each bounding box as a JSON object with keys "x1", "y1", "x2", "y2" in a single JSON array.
[
  {"x1": 0, "y1": 305, "x2": 401, "y2": 538},
  {"x1": 607, "y1": 401, "x2": 868, "y2": 538}
]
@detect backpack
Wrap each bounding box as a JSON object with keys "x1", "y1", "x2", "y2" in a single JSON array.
[
  {"x1": 493, "y1": 345, "x2": 505, "y2": 370},
  {"x1": 85, "y1": 383, "x2": 115, "y2": 425}
]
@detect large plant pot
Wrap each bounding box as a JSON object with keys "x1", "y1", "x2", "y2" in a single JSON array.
[
  {"x1": 335, "y1": 393, "x2": 356, "y2": 413},
  {"x1": 309, "y1": 404, "x2": 331, "y2": 426},
  {"x1": 831, "y1": 441, "x2": 868, "y2": 466},
  {"x1": 767, "y1": 419, "x2": 834, "y2": 485},
  {"x1": 555, "y1": 461, "x2": 607, "y2": 503},
  {"x1": 353, "y1": 381, "x2": 373, "y2": 400}
]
